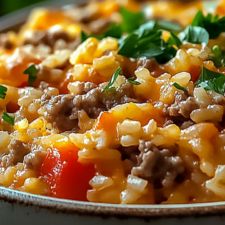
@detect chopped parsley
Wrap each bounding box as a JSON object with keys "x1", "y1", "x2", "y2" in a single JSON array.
[
  {"x1": 173, "y1": 82, "x2": 188, "y2": 93},
  {"x1": 2, "y1": 112, "x2": 15, "y2": 125},
  {"x1": 103, "y1": 67, "x2": 140, "y2": 92},
  {"x1": 210, "y1": 45, "x2": 225, "y2": 67},
  {"x1": 179, "y1": 25, "x2": 209, "y2": 44},
  {"x1": 24, "y1": 64, "x2": 38, "y2": 86},
  {"x1": 168, "y1": 32, "x2": 182, "y2": 48},
  {"x1": 0, "y1": 85, "x2": 7, "y2": 99},
  {"x1": 118, "y1": 21, "x2": 178, "y2": 63},
  {"x1": 192, "y1": 11, "x2": 225, "y2": 39},
  {"x1": 197, "y1": 67, "x2": 225, "y2": 95},
  {"x1": 120, "y1": 7, "x2": 146, "y2": 33},
  {"x1": 103, "y1": 67, "x2": 122, "y2": 92},
  {"x1": 127, "y1": 77, "x2": 141, "y2": 85}
]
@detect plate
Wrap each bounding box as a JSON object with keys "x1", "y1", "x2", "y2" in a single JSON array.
[{"x1": 0, "y1": 1, "x2": 225, "y2": 225}]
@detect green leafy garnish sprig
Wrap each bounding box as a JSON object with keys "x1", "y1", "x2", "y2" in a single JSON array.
[
  {"x1": 2, "y1": 112, "x2": 15, "y2": 125},
  {"x1": 192, "y1": 11, "x2": 225, "y2": 39},
  {"x1": 24, "y1": 64, "x2": 39, "y2": 86},
  {"x1": 173, "y1": 82, "x2": 188, "y2": 94},
  {"x1": 197, "y1": 67, "x2": 225, "y2": 95},
  {"x1": 179, "y1": 25, "x2": 209, "y2": 44},
  {"x1": 210, "y1": 45, "x2": 225, "y2": 68},
  {"x1": 103, "y1": 67, "x2": 122, "y2": 92},
  {"x1": 0, "y1": 85, "x2": 7, "y2": 99},
  {"x1": 103, "y1": 67, "x2": 140, "y2": 92}
]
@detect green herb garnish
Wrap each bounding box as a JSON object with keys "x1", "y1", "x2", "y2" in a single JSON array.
[
  {"x1": 192, "y1": 10, "x2": 225, "y2": 39},
  {"x1": 118, "y1": 21, "x2": 178, "y2": 63},
  {"x1": 103, "y1": 67, "x2": 122, "y2": 92},
  {"x1": 127, "y1": 77, "x2": 141, "y2": 85},
  {"x1": 210, "y1": 45, "x2": 225, "y2": 67},
  {"x1": 168, "y1": 32, "x2": 182, "y2": 47},
  {"x1": 0, "y1": 85, "x2": 7, "y2": 99},
  {"x1": 197, "y1": 67, "x2": 225, "y2": 95},
  {"x1": 179, "y1": 25, "x2": 209, "y2": 44},
  {"x1": 173, "y1": 82, "x2": 188, "y2": 93},
  {"x1": 120, "y1": 7, "x2": 146, "y2": 33},
  {"x1": 81, "y1": 31, "x2": 89, "y2": 42},
  {"x1": 24, "y1": 64, "x2": 38, "y2": 86},
  {"x1": 157, "y1": 20, "x2": 182, "y2": 32},
  {"x1": 2, "y1": 112, "x2": 15, "y2": 125}
]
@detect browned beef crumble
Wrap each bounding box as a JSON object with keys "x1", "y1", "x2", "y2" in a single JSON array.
[
  {"x1": 118, "y1": 146, "x2": 139, "y2": 165},
  {"x1": 167, "y1": 92, "x2": 198, "y2": 118},
  {"x1": 23, "y1": 145, "x2": 46, "y2": 170},
  {"x1": 0, "y1": 34, "x2": 14, "y2": 50},
  {"x1": 131, "y1": 140, "x2": 185, "y2": 188},
  {"x1": 41, "y1": 82, "x2": 139, "y2": 132},
  {"x1": 73, "y1": 81, "x2": 97, "y2": 95},
  {"x1": 23, "y1": 28, "x2": 79, "y2": 50},
  {"x1": 1, "y1": 140, "x2": 30, "y2": 167}
]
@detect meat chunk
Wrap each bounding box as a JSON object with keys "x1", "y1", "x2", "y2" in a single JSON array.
[
  {"x1": 131, "y1": 141, "x2": 185, "y2": 188},
  {"x1": 167, "y1": 92, "x2": 198, "y2": 118},
  {"x1": 118, "y1": 146, "x2": 139, "y2": 164},
  {"x1": 42, "y1": 94, "x2": 76, "y2": 132},
  {"x1": 42, "y1": 82, "x2": 138, "y2": 132},
  {"x1": 1, "y1": 140, "x2": 30, "y2": 167},
  {"x1": 23, "y1": 27, "x2": 79, "y2": 50},
  {"x1": 0, "y1": 34, "x2": 14, "y2": 49},
  {"x1": 23, "y1": 145, "x2": 47, "y2": 170}
]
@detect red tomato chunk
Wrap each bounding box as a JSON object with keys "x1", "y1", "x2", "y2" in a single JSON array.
[{"x1": 40, "y1": 146, "x2": 95, "y2": 201}]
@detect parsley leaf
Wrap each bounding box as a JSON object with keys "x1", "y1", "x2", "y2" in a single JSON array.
[
  {"x1": 196, "y1": 67, "x2": 225, "y2": 95},
  {"x1": 192, "y1": 11, "x2": 225, "y2": 39},
  {"x1": 0, "y1": 85, "x2": 7, "y2": 99},
  {"x1": 179, "y1": 25, "x2": 209, "y2": 44},
  {"x1": 168, "y1": 32, "x2": 182, "y2": 47},
  {"x1": 173, "y1": 82, "x2": 188, "y2": 93},
  {"x1": 157, "y1": 20, "x2": 182, "y2": 32},
  {"x1": 118, "y1": 21, "x2": 177, "y2": 63},
  {"x1": 24, "y1": 64, "x2": 38, "y2": 86},
  {"x1": 127, "y1": 77, "x2": 141, "y2": 85},
  {"x1": 210, "y1": 45, "x2": 225, "y2": 67},
  {"x1": 81, "y1": 31, "x2": 89, "y2": 42},
  {"x1": 120, "y1": 7, "x2": 146, "y2": 33},
  {"x1": 103, "y1": 67, "x2": 122, "y2": 92},
  {"x1": 81, "y1": 24, "x2": 123, "y2": 42},
  {"x1": 2, "y1": 112, "x2": 15, "y2": 125}
]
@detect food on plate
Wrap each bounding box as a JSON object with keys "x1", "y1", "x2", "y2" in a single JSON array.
[{"x1": 0, "y1": 0, "x2": 225, "y2": 204}]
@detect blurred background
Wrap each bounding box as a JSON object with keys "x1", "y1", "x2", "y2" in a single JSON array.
[{"x1": 0, "y1": 0, "x2": 46, "y2": 16}]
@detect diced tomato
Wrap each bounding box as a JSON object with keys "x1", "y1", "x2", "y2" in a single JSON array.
[
  {"x1": 40, "y1": 145, "x2": 95, "y2": 201},
  {"x1": 6, "y1": 102, "x2": 20, "y2": 113},
  {"x1": 189, "y1": 65, "x2": 201, "y2": 82}
]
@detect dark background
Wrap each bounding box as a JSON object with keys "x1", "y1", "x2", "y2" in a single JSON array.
[{"x1": 0, "y1": 0, "x2": 46, "y2": 16}]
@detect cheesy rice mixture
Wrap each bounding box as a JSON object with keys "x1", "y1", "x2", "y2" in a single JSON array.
[{"x1": 1, "y1": 0, "x2": 225, "y2": 204}]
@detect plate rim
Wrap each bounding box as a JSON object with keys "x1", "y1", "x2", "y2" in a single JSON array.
[
  {"x1": 0, "y1": 0, "x2": 224, "y2": 219},
  {"x1": 1, "y1": 187, "x2": 225, "y2": 218}
]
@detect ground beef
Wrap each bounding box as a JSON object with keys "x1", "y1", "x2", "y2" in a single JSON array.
[
  {"x1": 42, "y1": 82, "x2": 139, "y2": 132},
  {"x1": 88, "y1": 19, "x2": 110, "y2": 34},
  {"x1": 118, "y1": 146, "x2": 139, "y2": 164},
  {"x1": 23, "y1": 28, "x2": 79, "y2": 50},
  {"x1": 73, "y1": 81, "x2": 97, "y2": 95},
  {"x1": 0, "y1": 34, "x2": 14, "y2": 50},
  {"x1": 131, "y1": 140, "x2": 185, "y2": 188},
  {"x1": 42, "y1": 94, "x2": 76, "y2": 132},
  {"x1": 23, "y1": 145, "x2": 46, "y2": 170},
  {"x1": 1, "y1": 140, "x2": 30, "y2": 167},
  {"x1": 167, "y1": 92, "x2": 199, "y2": 118}
]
